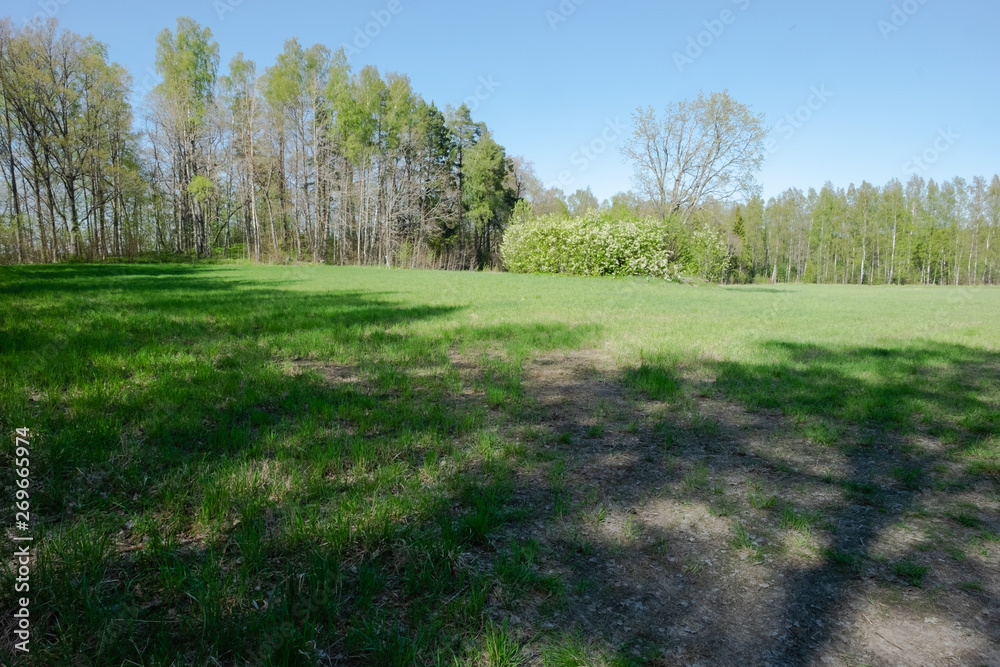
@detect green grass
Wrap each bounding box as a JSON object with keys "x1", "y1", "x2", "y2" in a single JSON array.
[
  {"x1": 843, "y1": 480, "x2": 884, "y2": 506},
  {"x1": 891, "y1": 466, "x2": 924, "y2": 490},
  {"x1": 893, "y1": 559, "x2": 929, "y2": 587},
  {"x1": 484, "y1": 619, "x2": 526, "y2": 667},
  {"x1": 950, "y1": 509, "x2": 983, "y2": 528},
  {"x1": 824, "y1": 548, "x2": 864, "y2": 570},
  {"x1": 731, "y1": 524, "x2": 763, "y2": 562},
  {"x1": 624, "y1": 358, "x2": 681, "y2": 400},
  {"x1": 682, "y1": 463, "x2": 710, "y2": 490},
  {"x1": 1, "y1": 264, "x2": 999, "y2": 664},
  {"x1": 747, "y1": 480, "x2": 780, "y2": 510},
  {"x1": 622, "y1": 514, "x2": 642, "y2": 540},
  {"x1": 780, "y1": 504, "x2": 823, "y2": 532}
]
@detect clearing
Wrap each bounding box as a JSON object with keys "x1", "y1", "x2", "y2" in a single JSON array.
[{"x1": 1, "y1": 264, "x2": 998, "y2": 666}]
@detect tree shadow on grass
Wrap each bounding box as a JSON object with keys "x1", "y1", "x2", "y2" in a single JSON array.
[
  {"x1": 0, "y1": 263, "x2": 210, "y2": 295},
  {"x1": 707, "y1": 341, "x2": 1000, "y2": 665},
  {"x1": 0, "y1": 265, "x2": 599, "y2": 665},
  {"x1": 1, "y1": 267, "x2": 998, "y2": 665},
  {"x1": 501, "y1": 341, "x2": 999, "y2": 666}
]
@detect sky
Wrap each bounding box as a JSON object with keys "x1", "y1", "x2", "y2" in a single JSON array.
[{"x1": 9, "y1": 0, "x2": 999, "y2": 202}]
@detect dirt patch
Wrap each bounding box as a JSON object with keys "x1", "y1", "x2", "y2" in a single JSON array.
[
  {"x1": 284, "y1": 358, "x2": 364, "y2": 387},
  {"x1": 484, "y1": 349, "x2": 1000, "y2": 666}
]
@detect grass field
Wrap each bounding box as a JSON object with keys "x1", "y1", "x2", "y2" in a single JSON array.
[{"x1": 1, "y1": 264, "x2": 999, "y2": 666}]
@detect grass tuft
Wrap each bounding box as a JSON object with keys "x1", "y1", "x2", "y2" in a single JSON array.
[
  {"x1": 893, "y1": 559, "x2": 929, "y2": 586},
  {"x1": 623, "y1": 359, "x2": 681, "y2": 400},
  {"x1": 484, "y1": 620, "x2": 525, "y2": 667}
]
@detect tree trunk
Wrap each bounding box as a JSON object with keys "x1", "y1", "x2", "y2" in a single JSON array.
[{"x1": 889, "y1": 212, "x2": 898, "y2": 285}]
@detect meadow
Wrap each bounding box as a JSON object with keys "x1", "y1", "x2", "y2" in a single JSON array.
[{"x1": 1, "y1": 264, "x2": 998, "y2": 666}]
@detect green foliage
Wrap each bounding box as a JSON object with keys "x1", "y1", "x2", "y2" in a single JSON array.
[
  {"x1": 824, "y1": 548, "x2": 863, "y2": 569},
  {"x1": 464, "y1": 134, "x2": 518, "y2": 267},
  {"x1": 731, "y1": 207, "x2": 754, "y2": 283},
  {"x1": 155, "y1": 17, "x2": 220, "y2": 124},
  {"x1": 685, "y1": 225, "x2": 735, "y2": 283},
  {"x1": 731, "y1": 524, "x2": 754, "y2": 550},
  {"x1": 890, "y1": 466, "x2": 923, "y2": 490},
  {"x1": 567, "y1": 187, "x2": 599, "y2": 217},
  {"x1": 186, "y1": 175, "x2": 215, "y2": 203},
  {"x1": 500, "y1": 210, "x2": 681, "y2": 279},
  {"x1": 540, "y1": 633, "x2": 607, "y2": 666}
]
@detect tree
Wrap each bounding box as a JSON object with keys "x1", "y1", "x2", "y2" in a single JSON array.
[
  {"x1": 505, "y1": 155, "x2": 541, "y2": 202},
  {"x1": 0, "y1": 18, "x2": 137, "y2": 262},
  {"x1": 880, "y1": 179, "x2": 906, "y2": 284},
  {"x1": 409, "y1": 100, "x2": 457, "y2": 261},
  {"x1": 531, "y1": 187, "x2": 569, "y2": 216},
  {"x1": 848, "y1": 181, "x2": 879, "y2": 284},
  {"x1": 985, "y1": 176, "x2": 1000, "y2": 284},
  {"x1": 5, "y1": 17, "x2": 998, "y2": 283},
  {"x1": 731, "y1": 206, "x2": 753, "y2": 283},
  {"x1": 463, "y1": 133, "x2": 515, "y2": 269},
  {"x1": 620, "y1": 90, "x2": 766, "y2": 224},
  {"x1": 220, "y1": 53, "x2": 262, "y2": 259},
  {"x1": 151, "y1": 17, "x2": 220, "y2": 257},
  {"x1": 566, "y1": 187, "x2": 598, "y2": 217}
]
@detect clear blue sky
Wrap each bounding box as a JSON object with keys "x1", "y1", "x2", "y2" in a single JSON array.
[{"x1": 12, "y1": 0, "x2": 999, "y2": 201}]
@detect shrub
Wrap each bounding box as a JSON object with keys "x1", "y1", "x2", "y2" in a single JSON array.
[
  {"x1": 499, "y1": 210, "x2": 681, "y2": 279},
  {"x1": 685, "y1": 226, "x2": 735, "y2": 282}
]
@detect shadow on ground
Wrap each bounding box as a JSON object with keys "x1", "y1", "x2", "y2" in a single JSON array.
[
  {"x1": 502, "y1": 343, "x2": 999, "y2": 666},
  {"x1": 0, "y1": 265, "x2": 997, "y2": 666}
]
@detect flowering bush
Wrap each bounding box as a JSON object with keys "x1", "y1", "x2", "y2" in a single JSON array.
[{"x1": 500, "y1": 211, "x2": 681, "y2": 280}]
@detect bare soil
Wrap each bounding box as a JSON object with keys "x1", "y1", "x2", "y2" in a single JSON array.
[{"x1": 479, "y1": 349, "x2": 1000, "y2": 667}]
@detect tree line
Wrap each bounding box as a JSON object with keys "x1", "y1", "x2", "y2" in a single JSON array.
[
  {"x1": 1, "y1": 17, "x2": 998, "y2": 285},
  {"x1": 681, "y1": 174, "x2": 1000, "y2": 286},
  {"x1": 0, "y1": 17, "x2": 522, "y2": 268},
  {"x1": 0, "y1": 19, "x2": 136, "y2": 263},
  {"x1": 520, "y1": 91, "x2": 999, "y2": 286},
  {"x1": 519, "y1": 175, "x2": 1000, "y2": 286}
]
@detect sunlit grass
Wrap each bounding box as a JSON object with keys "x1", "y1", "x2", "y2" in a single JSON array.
[{"x1": 1, "y1": 263, "x2": 998, "y2": 664}]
